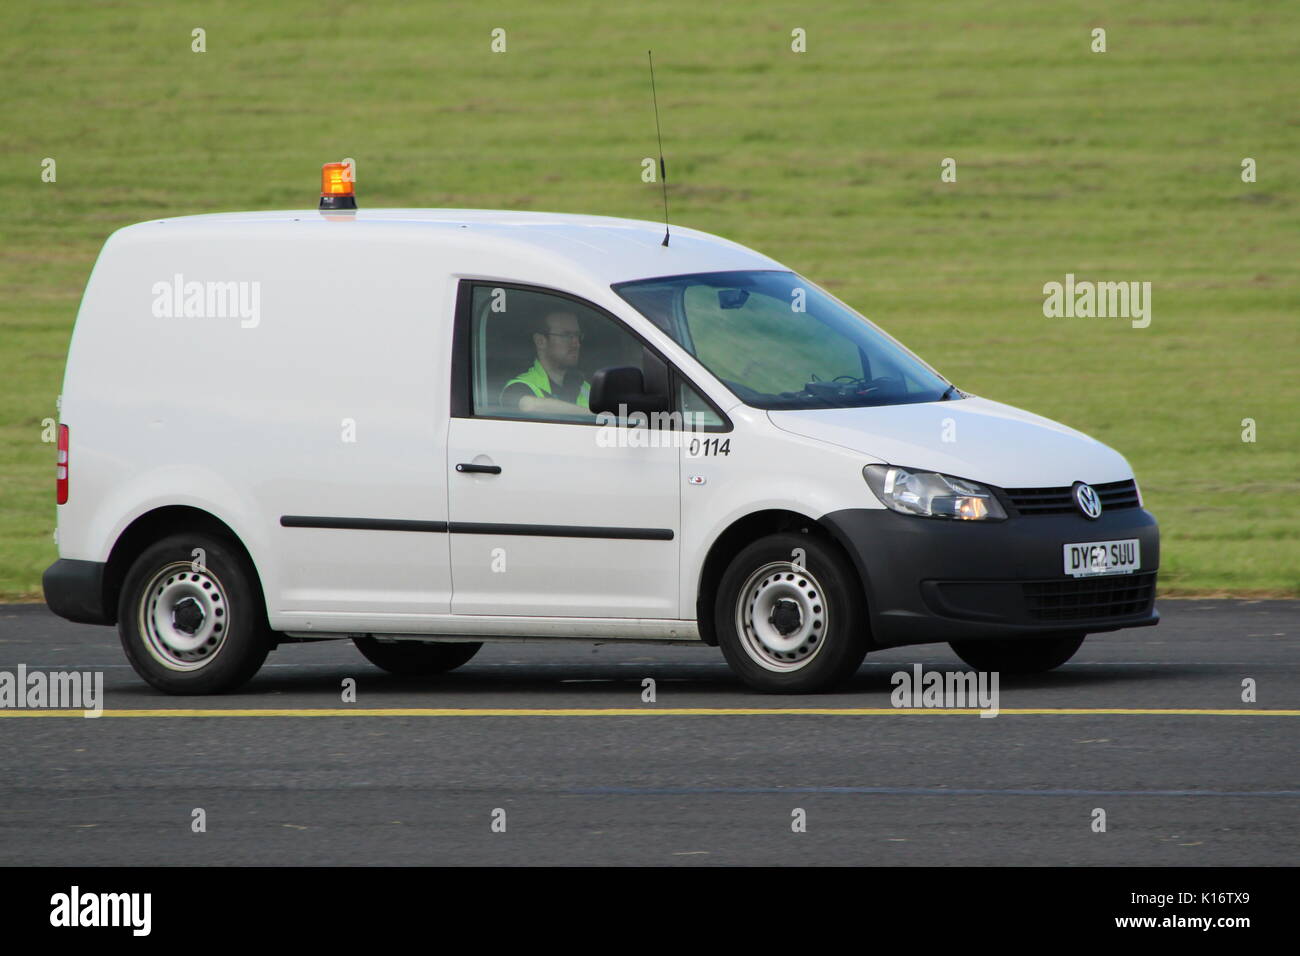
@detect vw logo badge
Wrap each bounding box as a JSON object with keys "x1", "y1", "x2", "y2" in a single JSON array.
[{"x1": 1072, "y1": 482, "x2": 1102, "y2": 519}]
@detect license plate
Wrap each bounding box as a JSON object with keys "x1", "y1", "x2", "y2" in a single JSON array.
[{"x1": 1063, "y1": 539, "x2": 1140, "y2": 577}]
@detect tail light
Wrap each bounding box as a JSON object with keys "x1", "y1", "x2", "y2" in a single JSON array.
[{"x1": 56, "y1": 424, "x2": 68, "y2": 504}]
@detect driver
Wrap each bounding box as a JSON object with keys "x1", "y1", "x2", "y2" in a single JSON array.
[{"x1": 501, "y1": 310, "x2": 593, "y2": 417}]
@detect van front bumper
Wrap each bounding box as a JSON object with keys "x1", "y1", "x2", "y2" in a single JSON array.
[
  {"x1": 43, "y1": 559, "x2": 114, "y2": 626},
  {"x1": 819, "y1": 507, "x2": 1159, "y2": 649}
]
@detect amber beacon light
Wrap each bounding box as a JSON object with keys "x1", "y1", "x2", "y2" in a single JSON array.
[{"x1": 319, "y1": 161, "x2": 357, "y2": 210}]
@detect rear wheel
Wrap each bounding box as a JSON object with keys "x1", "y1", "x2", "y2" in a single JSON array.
[
  {"x1": 353, "y1": 637, "x2": 482, "y2": 676},
  {"x1": 949, "y1": 633, "x2": 1086, "y2": 674},
  {"x1": 118, "y1": 533, "x2": 272, "y2": 694},
  {"x1": 714, "y1": 532, "x2": 869, "y2": 693}
]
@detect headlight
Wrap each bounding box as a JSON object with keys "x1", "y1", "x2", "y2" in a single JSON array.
[{"x1": 863, "y1": 464, "x2": 1006, "y2": 521}]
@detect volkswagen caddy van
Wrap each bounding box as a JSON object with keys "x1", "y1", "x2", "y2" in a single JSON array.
[{"x1": 43, "y1": 169, "x2": 1158, "y2": 694}]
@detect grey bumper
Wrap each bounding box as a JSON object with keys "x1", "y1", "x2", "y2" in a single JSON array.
[{"x1": 43, "y1": 559, "x2": 114, "y2": 625}]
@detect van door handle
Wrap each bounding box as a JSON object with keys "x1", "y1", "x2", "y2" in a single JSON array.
[{"x1": 455, "y1": 463, "x2": 502, "y2": 475}]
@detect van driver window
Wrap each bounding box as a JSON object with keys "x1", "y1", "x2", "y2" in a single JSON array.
[{"x1": 469, "y1": 285, "x2": 644, "y2": 422}]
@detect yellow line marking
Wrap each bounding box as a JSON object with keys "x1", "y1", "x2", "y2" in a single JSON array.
[{"x1": 0, "y1": 708, "x2": 1297, "y2": 718}]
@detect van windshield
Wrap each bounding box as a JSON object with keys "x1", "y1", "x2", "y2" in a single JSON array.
[{"x1": 613, "y1": 270, "x2": 955, "y2": 410}]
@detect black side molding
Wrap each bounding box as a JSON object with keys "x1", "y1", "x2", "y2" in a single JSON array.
[
  {"x1": 280, "y1": 516, "x2": 450, "y2": 533},
  {"x1": 451, "y1": 522, "x2": 673, "y2": 541},
  {"x1": 43, "y1": 559, "x2": 114, "y2": 626},
  {"x1": 281, "y1": 516, "x2": 672, "y2": 541}
]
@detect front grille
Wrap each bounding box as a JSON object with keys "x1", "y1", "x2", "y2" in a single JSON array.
[
  {"x1": 1003, "y1": 478, "x2": 1140, "y2": 516},
  {"x1": 1023, "y1": 572, "x2": 1156, "y2": 621}
]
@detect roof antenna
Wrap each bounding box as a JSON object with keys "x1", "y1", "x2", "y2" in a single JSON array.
[{"x1": 648, "y1": 50, "x2": 670, "y2": 247}]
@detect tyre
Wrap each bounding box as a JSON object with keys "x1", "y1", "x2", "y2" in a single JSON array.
[
  {"x1": 353, "y1": 637, "x2": 482, "y2": 676},
  {"x1": 714, "y1": 532, "x2": 869, "y2": 693},
  {"x1": 117, "y1": 532, "x2": 272, "y2": 694},
  {"x1": 949, "y1": 633, "x2": 1086, "y2": 674}
]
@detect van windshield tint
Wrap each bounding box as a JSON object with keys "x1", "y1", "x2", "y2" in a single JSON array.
[{"x1": 613, "y1": 270, "x2": 954, "y2": 410}]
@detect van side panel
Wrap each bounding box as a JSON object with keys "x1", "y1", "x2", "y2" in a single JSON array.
[
  {"x1": 59, "y1": 223, "x2": 453, "y2": 625},
  {"x1": 676, "y1": 406, "x2": 882, "y2": 617}
]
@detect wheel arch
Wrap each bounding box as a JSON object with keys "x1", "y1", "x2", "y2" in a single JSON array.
[
  {"x1": 694, "y1": 508, "x2": 866, "y2": 646},
  {"x1": 102, "y1": 506, "x2": 264, "y2": 626}
]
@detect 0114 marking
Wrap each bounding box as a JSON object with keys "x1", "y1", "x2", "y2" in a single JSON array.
[{"x1": 686, "y1": 437, "x2": 730, "y2": 457}]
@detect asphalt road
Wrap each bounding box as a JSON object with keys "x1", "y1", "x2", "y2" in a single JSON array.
[{"x1": 0, "y1": 600, "x2": 1295, "y2": 866}]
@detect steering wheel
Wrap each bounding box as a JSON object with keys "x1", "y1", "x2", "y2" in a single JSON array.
[
  {"x1": 828, "y1": 375, "x2": 876, "y2": 395},
  {"x1": 864, "y1": 375, "x2": 905, "y2": 393}
]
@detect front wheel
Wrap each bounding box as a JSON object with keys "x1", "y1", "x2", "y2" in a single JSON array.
[
  {"x1": 353, "y1": 637, "x2": 482, "y2": 676},
  {"x1": 949, "y1": 633, "x2": 1086, "y2": 674},
  {"x1": 118, "y1": 533, "x2": 273, "y2": 694},
  {"x1": 715, "y1": 532, "x2": 869, "y2": 693}
]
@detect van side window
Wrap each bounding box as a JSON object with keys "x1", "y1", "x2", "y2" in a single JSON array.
[
  {"x1": 680, "y1": 381, "x2": 724, "y2": 428},
  {"x1": 468, "y1": 285, "x2": 650, "y2": 423}
]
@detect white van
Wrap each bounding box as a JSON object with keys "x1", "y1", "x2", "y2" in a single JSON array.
[{"x1": 44, "y1": 175, "x2": 1159, "y2": 694}]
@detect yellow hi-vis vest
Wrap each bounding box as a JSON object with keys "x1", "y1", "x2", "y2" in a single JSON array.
[{"x1": 502, "y1": 359, "x2": 591, "y2": 408}]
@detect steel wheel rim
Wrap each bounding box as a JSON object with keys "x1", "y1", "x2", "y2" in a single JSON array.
[
  {"x1": 734, "y1": 561, "x2": 829, "y2": 672},
  {"x1": 139, "y1": 561, "x2": 230, "y2": 671}
]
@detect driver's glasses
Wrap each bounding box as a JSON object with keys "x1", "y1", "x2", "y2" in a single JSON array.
[{"x1": 545, "y1": 331, "x2": 584, "y2": 343}]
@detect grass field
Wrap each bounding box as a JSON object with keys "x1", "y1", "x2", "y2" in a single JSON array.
[{"x1": 1, "y1": 1, "x2": 1296, "y2": 598}]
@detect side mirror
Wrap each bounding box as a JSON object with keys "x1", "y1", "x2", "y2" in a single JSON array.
[{"x1": 589, "y1": 366, "x2": 671, "y2": 417}]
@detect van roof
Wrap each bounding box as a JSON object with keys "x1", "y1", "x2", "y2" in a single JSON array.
[{"x1": 113, "y1": 209, "x2": 788, "y2": 287}]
